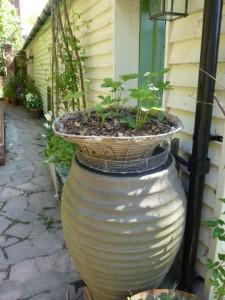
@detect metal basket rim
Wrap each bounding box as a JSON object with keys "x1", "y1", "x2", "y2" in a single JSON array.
[
  {"x1": 52, "y1": 112, "x2": 183, "y2": 142},
  {"x1": 77, "y1": 144, "x2": 169, "y2": 164}
]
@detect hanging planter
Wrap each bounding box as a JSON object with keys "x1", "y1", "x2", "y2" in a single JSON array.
[
  {"x1": 25, "y1": 92, "x2": 43, "y2": 119},
  {"x1": 53, "y1": 110, "x2": 182, "y2": 162}
]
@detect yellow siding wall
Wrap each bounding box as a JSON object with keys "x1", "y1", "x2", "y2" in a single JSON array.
[
  {"x1": 26, "y1": 0, "x2": 113, "y2": 112},
  {"x1": 26, "y1": 20, "x2": 52, "y2": 113},
  {"x1": 165, "y1": 0, "x2": 225, "y2": 286},
  {"x1": 73, "y1": 0, "x2": 113, "y2": 102}
]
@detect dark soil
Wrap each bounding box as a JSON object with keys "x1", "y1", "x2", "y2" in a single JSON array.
[{"x1": 55, "y1": 108, "x2": 176, "y2": 137}]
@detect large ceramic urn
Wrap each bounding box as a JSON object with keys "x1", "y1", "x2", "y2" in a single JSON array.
[{"x1": 53, "y1": 112, "x2": 186, "y2": 300}]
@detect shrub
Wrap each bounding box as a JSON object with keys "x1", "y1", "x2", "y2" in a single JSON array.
[
  {"x1": 43, "y1": 112, "x2": 76, "y2": 172},
  {"x1": 204, "y1": 198, "x2": 225, "y2": 300},
  {"x1": 25, "y1": 93, "x2": 42, "y2": 110}
]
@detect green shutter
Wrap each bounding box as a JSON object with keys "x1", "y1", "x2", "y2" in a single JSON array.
[{"x1": 139, "y1": 0, "x2": 166, "y2": 85}]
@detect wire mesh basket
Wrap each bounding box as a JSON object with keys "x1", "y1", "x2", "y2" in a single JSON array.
[
  {"x1": 53, "y1": 112, "x2": 182, "y2": 162},
  {"x1": 76, "y1": 143, "x2": 169, "y2": 174}
]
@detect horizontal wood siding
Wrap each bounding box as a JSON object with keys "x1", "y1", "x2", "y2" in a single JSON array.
[
  {"x1": 25, "y1": 0, "x2": 113, "y2": 111},
  {"x1": 68, "y1": 0, "x2": 113, "y2": 105},
  {"x1": 165, "y1": 0, "x2": 225, "y2": 285},
  {"x1": 26, "y1": 21, "x2": 52, "y2": 113}
]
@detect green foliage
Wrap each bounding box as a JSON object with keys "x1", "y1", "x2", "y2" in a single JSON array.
[
  {"x1": 25, "y1": 93, "x2": 42, "y2": 110},
  {"x1": 0, "y1": 0, "x2": 23, "y2": 75},
  {"x1": 26, "y1": 77, "x2": 40, "y2": 95},
  {"x1": 204, "y1": 198, "x2": 225, "y2": 300},
  {"x1": 130, "y1": 69, "x2": 170, "y2": 130},
  {"x1": 15, "y1": 70, "x2": 26, "y2": 102},
  {"x1": 96, "y1": 70, "x2": 170, "y2": 130},
  {"x1": 3, "y1": 71, "x2": 27, "y2": 104},
  {"x1": 96, "y1": 74, "x2": 137, "y2": 127},
  {"x1": 52, "y1": 1, "x2": 89, "y2": 114},
  {"x1": 3, "y1": 76, "x2": 17, "y2": 99},
  {"x1": 43, "y1": 112, "x2": 76, "y2": 170}
]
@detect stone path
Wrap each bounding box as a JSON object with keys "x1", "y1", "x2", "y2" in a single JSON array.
[{"x1": 0, "y1": 105, "x2": 82, "y2": 300}]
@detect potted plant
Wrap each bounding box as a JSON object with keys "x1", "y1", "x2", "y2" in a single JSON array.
[
  {"x1": 127, "y1": 289, "x2": 199, "y2": 300},
  {"x1": 25, "y1": 92, "x2": 42, "y2": 118},
  {"x1": 53, "y1": 70, "x2": 182, "y2": 163},
  {"x1": 53, "y1": 70, "x2": 186, "y2": 300}
]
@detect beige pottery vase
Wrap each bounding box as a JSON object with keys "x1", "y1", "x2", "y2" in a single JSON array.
[{"x1": 61, "y1": 158, "x2": 186, "y2": 300}]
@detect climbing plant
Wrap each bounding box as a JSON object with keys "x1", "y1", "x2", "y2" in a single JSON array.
[
  {"x1": 0, "y1": 0, "x2": 23, "y2": 76},
  {"x1": 51, "y1": 0, "x2": 88, "y2": 116}
]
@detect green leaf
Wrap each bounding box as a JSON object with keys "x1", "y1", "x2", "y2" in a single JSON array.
[
  {"x1": 218, "y1": 198, "x2": 225, "y2": 203},
  {"x1": 218, "y1": 266, "x2": 225, "y2": 277},
  {"x1": 209, "y1": 279, "x2": 219, "y2": 287},
  {"x1": 206, "y1": 258, "x2": 220, "y2": 270},
  {"x1": 218, "y1": 234, "x2": 225, "y2": 241},
  {"x1": 217, "y1": 219, "x2": 225, "y2": 226},
  {"x1": 101, "y1": 78, "x2": 123, "y2": 91},
  {"x1": 204, "y1": 219, "x2": 220, "y2": 228},
  {"x1": 213, "y1": 227, "x2": 224, "y2": 238},
  {"x1": 218, "y1": 253, "x2": 225, "y2": 261},
  {"x1": 120, "y1": 73, "x2": 138, "y2": 82},
  {"x1": 217, "y1": 286, "x2": 225, "y2": 296},
  {"x1": 120, "y1": 116, "x2": 136, "y2": 129},
  {"x1": 212, "y1": 269, "x2": 219, "y2": 279}
]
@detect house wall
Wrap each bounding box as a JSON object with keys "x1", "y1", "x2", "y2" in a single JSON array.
[
  {"x1": 25, "y1": 0, "x2": 114, "y2": 112},
  {"x1": 26, "y1": 20, "x2": 52, "y2": 113},
  {"x1": 25, "y1": 0, "x2": 142, "y2": 112},
  {"x1": 165, "y1": 1, "x2": 225, "y2": 296}
]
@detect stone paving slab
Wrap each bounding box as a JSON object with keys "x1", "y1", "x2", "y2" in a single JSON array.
[{"x1": 0, "y1": 105, "x2": 83, "y2": 300}]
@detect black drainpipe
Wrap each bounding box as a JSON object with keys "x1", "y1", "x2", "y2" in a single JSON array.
[{"x1": 180, "y1": 0, "x2": 223, "y2": 291}]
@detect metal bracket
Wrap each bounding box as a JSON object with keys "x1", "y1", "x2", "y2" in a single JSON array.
[{"x1": 210, "y1": 135, "x2": 223, "y2": 142}]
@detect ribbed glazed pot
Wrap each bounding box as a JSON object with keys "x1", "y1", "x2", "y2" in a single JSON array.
[{"x1": 61, "y1": 158, "x2": 186, "y2": 300}]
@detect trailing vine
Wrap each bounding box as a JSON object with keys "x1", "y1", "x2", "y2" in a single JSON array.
[{"x1": 51, "y1": 0, "x2": 88, "y2": 116}]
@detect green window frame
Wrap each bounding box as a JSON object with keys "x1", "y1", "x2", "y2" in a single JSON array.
[{"x1": 139, "y1": 0, "x2": 166, "y2": 85}]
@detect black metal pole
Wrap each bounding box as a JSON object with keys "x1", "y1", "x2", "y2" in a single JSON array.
[{"x1": 180, "y1": 0, "x2": 223, "y2": 291}]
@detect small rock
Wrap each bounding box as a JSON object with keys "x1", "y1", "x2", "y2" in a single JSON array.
[
  {"x1": 74, "y1": 121, "x2": 80, "y2": 127},
  {"x1": 113, "y1": 119, "x2": 120, "y2": 128},
  {"x1": 105, "y1": 122, "x2": 113, "y2": 130}
]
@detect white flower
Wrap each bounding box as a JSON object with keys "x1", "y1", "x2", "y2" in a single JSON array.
[
  {"x1": 144, "y1": 72, "x2": 151, "y2": 77},
  {"x1": 43, "y1": 123, "x2": 51, "y2": 129},
  {"x1": 148, "y1": 84, "x2": 159, "y2": 92},
  {"x1": 44, "y1": 111, "x2": 53, "y2": 122}
]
